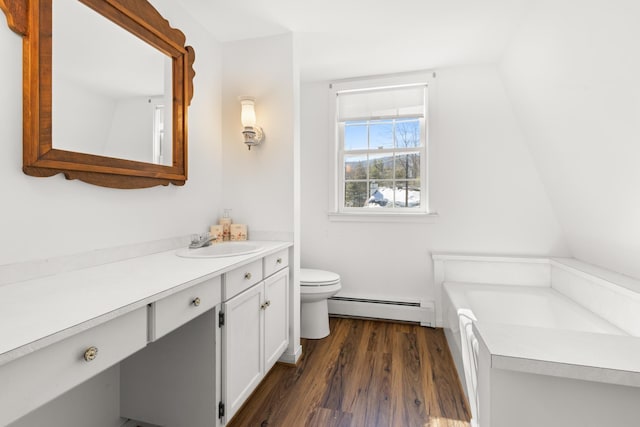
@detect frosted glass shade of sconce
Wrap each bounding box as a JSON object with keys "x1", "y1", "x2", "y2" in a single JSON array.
[
  {"x1": 240, "y1": 97, "x2": 257, "y2": 127},
  {"x1": 239, "y1": 96, "x2": 264, "y2": 150}
]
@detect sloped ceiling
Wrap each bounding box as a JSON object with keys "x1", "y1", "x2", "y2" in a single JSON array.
[
  {"x1": 181, "y1": 0, "x2": 530, "y2": 81},
  {"x1": 178, "y1": 0, "x2": 640, "y2": 278},
  {"x1": 500, "y1": 0, "x2": 640, "y2": 279}
]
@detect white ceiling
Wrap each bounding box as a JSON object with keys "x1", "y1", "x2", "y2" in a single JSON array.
[{"x1": 181, "y1": 0, "x2": 532, "y2": 81}]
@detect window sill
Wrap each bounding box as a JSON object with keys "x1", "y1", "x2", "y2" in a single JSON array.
[{"x1": 327, "y1": 212, "x2": 439, "y2": 223}]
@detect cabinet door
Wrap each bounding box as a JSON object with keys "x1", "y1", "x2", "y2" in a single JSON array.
[
  {"x1": 264, "y1": 268, "x2": 289, "y2": 373},
  {"x1": 222, "y1": 283, "x2": 264, "y2": 423}
]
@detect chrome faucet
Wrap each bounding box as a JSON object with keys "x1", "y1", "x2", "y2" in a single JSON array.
[{"x1": 189, "y1": 232, "x2": 213, "y2": 249}]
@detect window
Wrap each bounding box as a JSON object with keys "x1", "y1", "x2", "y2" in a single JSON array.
[
  {"x1": 331, "y1": 73, "x2": 433, "y2": 216},
  {"x1": 152, "y1": 104, "x2": 165, "y2": 165}
]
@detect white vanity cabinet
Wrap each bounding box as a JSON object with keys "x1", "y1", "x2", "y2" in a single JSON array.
[
  {"x1": 263, "y1": 268, "x2": 289, "y2": 372},
  {"x1": 2, "y1": 241, "x2": 292, "y2": 427},
  {"x1": 120, "y1": 277, "x2": 224, "y2": 427},
  {"x1": 221, "y1": 281, "x2": 265, "y2": 421},
  {"x1": 223, "y1": 259, "x2": 263, "y2": 300},
  {"x1": 150, "y1": 276, "x2": 222, "y2": 341},
  {"x1": 120, "y1": 246, "x2": 290, "y2": 427},
  {"x1": 120, "y1": 307, "x2": 220, "y2": 427},
  {"x1": 1, "y1": 307, "x2": 147, "y2": 427},
  {"x1": 220, "y1": 252, "x2": 289, "y2": 424}
]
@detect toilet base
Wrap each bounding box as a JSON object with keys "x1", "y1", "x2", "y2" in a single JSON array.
[{"x1": 300, "y1": 299, "x2": 331, "y2": 339}]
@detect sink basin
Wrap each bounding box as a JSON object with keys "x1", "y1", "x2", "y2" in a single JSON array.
[{"x1": 176, "y1": 242, "x2": 262, "y2": 259}]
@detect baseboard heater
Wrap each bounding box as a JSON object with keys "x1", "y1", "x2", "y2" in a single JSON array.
[{"x1": 328, "y1": 296, "x2": 435, "y2": 327}]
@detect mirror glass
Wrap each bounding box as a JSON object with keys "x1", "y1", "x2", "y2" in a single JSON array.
[{"x1": 52, "y1": 0, "x2": 173, "y2": 166}]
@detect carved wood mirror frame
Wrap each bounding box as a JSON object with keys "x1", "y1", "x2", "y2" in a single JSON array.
[{"x1": 0, "y1": 0, "x2": 195, "y2": 188}]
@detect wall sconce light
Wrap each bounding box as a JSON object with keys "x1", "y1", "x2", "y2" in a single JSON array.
[{"x1": 239, "y1": 96, "x2": 264, "y2": 150}]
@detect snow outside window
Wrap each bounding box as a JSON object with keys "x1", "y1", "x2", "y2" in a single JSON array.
[{"x1": 332, "y1": 76, "x2": 431, "y2": 215}]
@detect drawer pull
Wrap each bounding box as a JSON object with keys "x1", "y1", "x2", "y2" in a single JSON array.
[
  {"x1": 276, "y1": 258, "x2": 283, "y2": 264},
  {"x1": 244, "y1": 272, "x2": 252, "y2": 280},
  {"x1": 192, "y1": 297, "x2": 201, "y2": 307},
  {"x1": 83, "y1": 346, "x2": 99, "y2": 362}
]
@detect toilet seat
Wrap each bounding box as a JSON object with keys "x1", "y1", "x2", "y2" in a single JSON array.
[{"x1": 300, "y1": 268, "x2": 341, "y2": 287}]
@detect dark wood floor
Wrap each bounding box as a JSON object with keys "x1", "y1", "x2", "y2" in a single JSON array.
[{"x1": 227, "y1": 317, "x2": 471, "y2": 427}]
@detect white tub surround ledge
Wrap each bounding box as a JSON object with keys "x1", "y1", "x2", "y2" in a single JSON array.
[{"x1": 474, "y1": 322, "x2": 640, "y2": 388}]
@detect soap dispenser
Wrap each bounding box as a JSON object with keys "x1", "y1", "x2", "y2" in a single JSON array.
[{"x1": 219, "y1": 209, "x2": 232, "y2": 241}]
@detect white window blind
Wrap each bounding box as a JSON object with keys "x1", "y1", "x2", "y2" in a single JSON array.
[{"x1": 337, "y1": 85, "x2": 426, "y2": 122}]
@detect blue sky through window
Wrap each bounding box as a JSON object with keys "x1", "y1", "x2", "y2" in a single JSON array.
[
  {"x1": 344, "y1": 124, "x2": 367, "y2": 150},
  {"x1": 370, "y1": 121, "x2": 393, "y2": 149},
  {"x1": 345, "y1": 119, "x2": 420, "y2": 151}
]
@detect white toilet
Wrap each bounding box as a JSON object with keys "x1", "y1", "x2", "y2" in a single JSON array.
[{"x1": 300, "y1": 268, "x2": 342, "y2": 339}]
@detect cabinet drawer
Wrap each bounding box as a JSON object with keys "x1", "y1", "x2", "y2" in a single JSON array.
[
  {"x1": 223, "y1": 260, "x2": 263, "y2": 300},
  {"x1": 0, "y1": 307, "x2": 147, "y2": 427},
  {"x1": 264, "y1": 249, "x2": 289, "y2": 278},
  {"x1": 151, "y1": 276, "x2": 222, "y2": 341}
]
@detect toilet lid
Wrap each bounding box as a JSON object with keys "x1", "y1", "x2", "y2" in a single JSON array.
[{"x1": 300, "y1": 268, "x2": 341, "y2": 286}]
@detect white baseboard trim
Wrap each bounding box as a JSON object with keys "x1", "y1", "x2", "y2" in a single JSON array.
[
  {"x1": 278, "y1": 344, "x2": 303, "y2": 365},
  {"x1": 121, "y1": 420, "x2": 161, "y2": 427},
  {"x1": 328, "y1": 297, "x2": 435, "y2": 327}
]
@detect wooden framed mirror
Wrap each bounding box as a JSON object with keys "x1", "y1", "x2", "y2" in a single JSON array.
[{"x1": 0, "y1": 0, "x2": 195, "y2": 188}]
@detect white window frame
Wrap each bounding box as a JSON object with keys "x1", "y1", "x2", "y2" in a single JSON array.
[
  {"x1": 152, "y1": 104, "x2": 165, "y2": 165},
  {"x1": 328, "y1": 72, "x2": 437, "y2": 222}
]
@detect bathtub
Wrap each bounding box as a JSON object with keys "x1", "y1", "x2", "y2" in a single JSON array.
[
  {"x1": 434, "y1": 254, "x2": 640, "y2": 427},
  {"x1": 445, "y1": 283, "x2": 626, "y2": 335},
  {"x1": 443, "y1": 282, "x2": 626, "y2": 427}
]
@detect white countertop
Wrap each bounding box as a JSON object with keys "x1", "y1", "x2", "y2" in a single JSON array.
[
  {"x1": 0, "y1": 241, "x2": 291, "y2": 367},
  {"x1": 474, "y1": 322, "x2": 640, "y2": 387}
]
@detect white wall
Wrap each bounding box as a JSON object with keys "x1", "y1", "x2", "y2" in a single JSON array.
[
  {"x1": 0, "y1": 1, "x2": 222, "y2": 425},
  {"x1": 0, "y1": 0, "x2": 222, "y2": 267},
  {"x1": 500, "y1": 0, "x2": 640, "y2": 280},
  {"x1": 220, "y1": 34, "x2": 296, "y2": 237},
  {"x1": 301, "y1": 65, "x2": 569, "y2": 303},
  {"x1": 221, "y1": 33, "x2": 301, "y2": 362}
]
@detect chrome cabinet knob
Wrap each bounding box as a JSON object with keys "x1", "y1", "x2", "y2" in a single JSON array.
[
  {"x1": 265, "y1": 300, "x2": 271, "y2": 307},
  {"x1": 83, "y1": 346, "x2": 98, "y2": 362},
  {"x1": 260, "y1": 302, "x2": 267, "y2": 310},
  {"x1": 192, "y1": 297, "x2": 201, "y2": 307},
  {"x1": 244, "y1": 272, "x2": 252, "y2": 280},
  {"x1": 276, "y1": 258, "x2": 282, "y2": 264}
]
